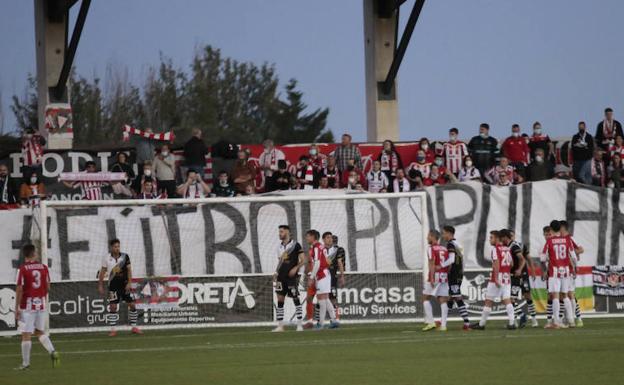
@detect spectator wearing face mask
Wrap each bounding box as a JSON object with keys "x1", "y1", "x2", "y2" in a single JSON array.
[
  {"x1": 110, "y1": 152, "x2": 134, "y2": 197},
  {"x1": 423, "y1": 165, "x2": 447, "y2": 186},
  {"x1": 590, "y1": 149, "x2": 606, "y2": 187},
  {"x1": 418, "y1": 138, "x2": 435, "y2": 163},
  {"x1": 406, "y1": 150, "x2": 431, "y2": 179},
  {"x1": 19, "y1": 172, "x2": 46, "y2": 207},
  {"x1": 177, "y1": 169, "x2": 211, "y2": 198},
  {"x1": 378, "y1": 140, "x2": 403, "y2": 185},
  {"x1": 323, "y1": 155, "x2": 341, "y2": 188},
  {"x1": 528, "y1": 121, "x2": 553, "y2": 161},
  {"x1": 366, "y1": 160, "x2": 389, "y2": 193},
  {"x1": 571, "y1": 121, "x2": 594, "y2": 185},
  {"x1": 393, "y1": 168, "x2": 411, "y2": 192},
  {"x1": 595, "y1": 107, "x2": 623, "y2": 151},
  {"x1": 468, "y1": 123, "x2": 498, "y2": 175},
  {"x1": 258, "y1": 139, "x2": 285, "y2": 192},
  {"x1": 458, "y1": 155, "x2": 481, "y2": 182},
  {"x1": 270, "y1": 160, "x2": 292, "y2": 191},
  {"x1": 502, "y1": 124, "x2": 530, "y2": 176},
  {"x1": 340, "y1": 160, "x2": 366, "y2": 189},
  {"x1": 153, "y1": 144, "x2": 176, "y2": 198},
  {"x1": 526, "y1": 148, "x2": 554, "y2": 182},
  {"x1": 0, "y1": 163, "x2": 20, "y2": 207},
  {"x1": 485, "y1": 156, "x2": 519, "y2": 185},
  {"x1": 308, "y1": 144, "x2": 327, "y2": 173},
  {"x1": 443, "y1": 128, "x2": 468, "y2": 176},
  {"x1": 212, "y1": 171, "x2": 236, "y2": 197},
  {"x1": 296, "y1": 156, "x2": 317, "y2": 190},
  {"x1": 133, "y1": 161, "x2": 158, "y2": 196}
]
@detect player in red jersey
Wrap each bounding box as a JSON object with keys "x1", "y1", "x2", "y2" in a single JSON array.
[
  {"x1": 305, "y1": 230, "x2": 339, "y2": 329},
  {"x1": 422, "y1": 230, "x2": 452, "y2": 332},
  {"x1": 303, "y1": 247, "x2": 319, "y2": 328},
  {"x1": 14, "y1": 244, "x2": 60, "y2": 370},
  {"x1": 560, "y1": 220, "x2": 584, "y2": 327},
  {"x1": 471, "y1": 230, "x2": 516, "y2": 330},
  {"x1": 541, "y1": 220, "x2": 576, "y2": 329}
]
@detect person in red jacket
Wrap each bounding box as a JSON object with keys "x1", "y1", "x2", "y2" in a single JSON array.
[{"x1": 502, "y1": 124, "x2": 530, "y2": 178}]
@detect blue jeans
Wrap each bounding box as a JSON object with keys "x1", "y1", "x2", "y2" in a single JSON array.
[{"x1": 573, "y1": 160, "x2": 592, "y2": 184}]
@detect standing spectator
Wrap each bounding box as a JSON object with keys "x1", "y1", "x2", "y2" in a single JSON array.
[
  {"x1": 418, "y1": 137, "x2": 435, "y2": 163},
  {"x1": 468, "y1": 123, "x2": 498, "y2": 174},
  {"x1": 423, "y1": 165, "x2": 447, "y2": 186},
  {"x1": 271, "y1": 160, "x2": 292, "y2": 191},
  {"x1": 571, "y1": 121, "x2": 594, "y2": 185},
  {"x1": 334, "y1": 134, "x2": 362, "y2": 172},
  {"x1": 595, "y1": 107, "x2": 623, "y2": 151},
  {"x1": 258, "y1": 139, "x2": 285, "y2": 192},
  {"x1": 212, "y1": 171, "x2": 236, "y2": 197},
  {"x1": 608, "y1": 153, "x2": 624, "y2": 188},
  {"x1": 308, "y1": 144, "x2": 327, "y2": 173},
  {"x1": 501, "y1": 124, "x2": 530, "y2": 176},
  {"x1": 132, "y1": 161, "x2": 158, "y2": 196},
  {"x1": 526, "y1": 148, "x2": 553, "y2": 182},
  {"x1": 378, "y1": 140, "x2": 403, "y2": 185},
  {"x1": 458, "y1": 155, "x2": 481, "y2": 182},
  {"x1": 137, "y1": 180, "x2": 163, "y2": 199},
  {"x1": 323, "y1": 155, "x2": 341, "y2": 188},
  {"x1": 110, "y1": 152, "x2": 134, "y2": 197},
  {"x1": 407, "y1": 150, "x2": 431, "y2": 179},
  {"x1": 393, "y1": 169, "x2": 411, "y2": 192},
  {"x1": 135, "y1": 127, "x2": 157, "y2": 173},
  {"x1": 443, "y1": 128, "x2": 468, "y2": 176},
  {"x1": 528, "y1": 121, "x2": 553, "y2": 162},
  {"x1": 231, "y1": 149, "x2": 257, "y2": 194},
  {"x1": 63, "y1": 161, "x2": 107, "y2": 200},
  {"x1": 590, "y1": 149, "x2": 606, "y2": 187},
  {"x1": 609, "y1": 135, "x2": 624, "y2": 159},
  {"x1": 183, "y1": 128, "x2": 208, "y2": 179},
  {"x1": 19, "y1": 172, "x2": 46, "y2": 206},
  {"x1": 0, "y1": 163, "x2": 19, "y2": 206},
  {"x1": 21, "y1": 128, "x2": 46, "y2": 176},
  {"x1": 366, "y1": 160, "x2": 389, "y2": 193},
  {"x1": 177, "y1": 169, "x2": 210, "y2": 198},
  {"x1": 153, "y1": 144, "x2": 176, "y2": 198},
  {"x1": 296, "y1": 156, "x2": 317, "y2": 190}
]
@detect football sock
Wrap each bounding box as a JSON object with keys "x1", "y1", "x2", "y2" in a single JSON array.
[
  {"x1": 456, "y1": 300, "x2": 470, "y2": 324},
  {"x1": 574, "y1": 298, "x2": 582, "y2": 319},
  {"x1": 563, "y1": 297, "x2": 574, "y2": 324},
  {"x1": 552, "y1": 298, "x2": 560, "y2": 324},
  {"x1": 527, "y1": 299, "x2": 537, "y2": 318},
  {"x1": 506, "y1": 303, "x2": 515, "y2": 325},
  {"x1": 479, "y1": 306, "x2": 491, "y2": 327},
  {"x1": 546, "y1": 300, "x2": 553, "y2": 322},
  {"x1": 319, "y1": 300, "x2": 327, "y2": 325},
  {"x1": 38, "y1": 334, "x2": 55, "y2": 354},
  {"x1": 325, "y1": 298, "x2": 337, "y2": 322},
  {"x1": 129, "y1": 309, "x2": 138, "y2": 327},
  {"x1": 423, "y1": 300, "x2": 434, "y2": 324},
  {"x1": 293, "y1": 297, "x2": 303, "y2": 321},
  {"x1": 276, "y1": 301, "x2": 285, "y2": 324},
  {"x1": 314, "y1": 304, "x2": 320, "y2": 323},
  {"x1": 108, "y1": 310, "x2": 119, "y2": 328},
  {"x1": 440, "y1": 302, "x2": 448, "y2": 328},
  {"x1": 559, "y1": 300, "x2": 564, "y2": 321},
  {"x1": 21, "y1": 341, "x2": 32, "y2": 367},
  {"x1": 513, "y1": 302, "x2": 524, "y2": 320}
]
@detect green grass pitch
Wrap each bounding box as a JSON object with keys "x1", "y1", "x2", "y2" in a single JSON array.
[{"x1": 0, "y1": 318, "x2": 622, "y2": 385}]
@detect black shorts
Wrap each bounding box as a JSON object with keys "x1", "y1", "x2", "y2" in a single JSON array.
[
  {"x1": 108, "y1": 288, "x2": 133, "y2": 305},
  {"x1": 511, "y1": 275, "x2": 531, "y2": 296},
  {"x1": 449, "y1": 280, "x2": 462, "y2": 297},
  {"x1": 275, "y1": 277, "x2": 299, "y2": 298},
  {"x1": 330, "y1": 273, "x2": 338, "y2": 300}
]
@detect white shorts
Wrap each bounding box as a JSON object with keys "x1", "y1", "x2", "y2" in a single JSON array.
[
  {"x1": 423, "y1": 282, "x2": 449, "y2": 297},
  {"x1": 548, "y1": 276, "x2": 570, "y2": 293},
  {"x1": 18, "y1": 310, "x2": 46, "y2": 334},
  {"x1": 485, "y1": 282, "x2": 511, "y2": 300},
  {"x1": 567, "y1": 276, "x2": 576, "y2": 292},
  {"x1": 316, "y1": 273, "x2": 331, "y2": 294}
]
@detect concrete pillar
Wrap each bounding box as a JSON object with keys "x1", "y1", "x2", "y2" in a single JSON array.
[{"x1": 363, "y1": 0, "x2": 399, "y2": 142}]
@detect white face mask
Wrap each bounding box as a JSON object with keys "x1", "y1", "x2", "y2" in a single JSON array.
[
  {"x1": 512, "y1": 132, "x2": 519, "y2": 138},
  {"x1": 421, "y1": 144, "x2": 429, "y2": 151},
  {"x1": 449, "y1": 135, "x2": 457, "y2": 142},
  {"x1": 534, "y1": 128, "x2": 542, "y2": 135},
  {"x1": 219, "y1": 179, "x2": 228, "y2": 187},
  {"x1": 144, "y1": 170, "x2": 152, "y2": 176},
  {"x1": 309, "y1": 149, "x2": 318, "y2": 156},
  {"x1": 30, "y1": 177, "x2": 37, "y2": 184},
  {"x1": 348, "y1": 177, "x2": 356, "y2": 185},
  {"x1": 161, "y1": 151, "x2": 169, "y2": 157},
  {"x1": 465, "y1": 160, "x2": 473, "y2": 167},
  {"x1": 535, "y1": 155, "x2": 544, "y2": 163}
]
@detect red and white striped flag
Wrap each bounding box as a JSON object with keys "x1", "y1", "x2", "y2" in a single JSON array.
[{"x1": 122, "y1": 125, "x2": 175, "y2": 143}]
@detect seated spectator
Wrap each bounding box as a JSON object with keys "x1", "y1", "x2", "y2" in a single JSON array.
[
  {"x1": 133, "y1": 161, "x2": 158, "y2": 196},
  {"x1": 433, "y1": 155, "x2": 446, "y2": 174},
  {"x1": 590, "y1": 149, "x2": 606, "y2": 187},
  {"x1": 418, "y1": 138, "x2": 435, "y2": 163},
  {"x1": 288, "y1": 176, "x2": 300, "y2": 190},
  {"x1": 19, "y1": 172, "x2": 46, "y2": 206},
  {"x1": 571, "y1": 121, "x2": 594, "y2": 184},
  {"x1": 110, "y1": 152, "x2": 134, "y2": 197},
  {"x1": 153, "y1": 144, "x2": 176, "y2": 198},
  {"x1": 308, "y1": 144, "x2": 327, "y2": 172},
  {"x1": 526, "y1": 148, "x2": 554, "y2": 182},
  {"x1": 443, "y1": 128, "x2": 468, "y2": 176},
  {"x1": 553, "y1": 164, "x2": 573, "y2": 180},
  {"x1": 184, "y1": 128, "x2": 208, "y2": 179},
  {"x1": 244, "y1": 184, "x2": 256, "y2": 196},
  {"x1": 0, "y1": 163, "x2": 19, "y2": 206},
  {"x1": 609, "y1": 135, "x2": 624, "y2": 159},
  {"x1": 318, "y1": 176, "x2": 330, "y2": 189},
  {"x1": 595, "y1": 107, "x2": 623, "y2": 151},
  {"x1": 63, "y1": 161, "x2": 108, "y2": 200},
  {"x1": 485, "y1": 156, "x2": 518, "y2": 185},
  {"x1": 323, "y1": 155, "x2": 341, "y2": 188},
  {"x1": 502, "y1": 124, "x2": 530, "y2": 174},
  {"x1": 340, "y1": 160, "x2": 366, "y2": 189},
  {"x1": 137, "y1": 179, "x2": 163, "y2": 199},
  {"x1": 378, "y1": 140, "x2": 403, "y2": 184},
  {"x1": 296, "y1": 156, "x2": 317, "y2": 190},
  {"x1": 528, "y1": 121, "x2": 554, "y2": 162},
  {"x1": 423, "y1": 165, "x2": 447, "y2": 186},
  {"x1": 406, "y1": 168, "x2": 424, "y2": 190},
  {"x1": 259, "y1": 139, "x2": 285, "y2": 192},
  {"x1": 366, "y1": 160, "x2": 389, "y2": 193},
  {"x1": 609, "y1": 153, "x2": 624, "y2": 188},
  {"x1": 271, "y1": 160, "x2": 292, "y2": 191},
  {"x1": 176, "y1": 169, "x2": 210, "y2": 198},
  {"x1": 393, "y1": 168, "x2": 411, "y2": 192},
  {"x1": 458, "y1": 156, "x2": 481, "y2": 182},
  {"x1": 407, "y1": 150, "x2": 431, "y2": 179},
  {"x1": 496, "y1": 171, "x2": 513, "y2": 186},
  {"x1": 212, "y1": 171, "x2": 236, "y2": 197},
  {"x1": 231, "y1": 149, "x2": 257, "y2": 194},
  {"x1": 345, "y1": 170, "x2": 366, "y2": 191}
]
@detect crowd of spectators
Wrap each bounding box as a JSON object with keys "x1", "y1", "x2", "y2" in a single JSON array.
[{"x1": 1, "y1": 107, "x2": 623, "y2": 207}]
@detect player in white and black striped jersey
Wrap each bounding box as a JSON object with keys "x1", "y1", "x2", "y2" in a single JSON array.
[
  {"x1": 441, "y1": 226, "x2": 471, "y2": 330},
  {"x1": 508, "y1": 230, "x2": 539, "y2": 328},
  {"x1": 272, "y1": 225, "x2": 305, "y2": 332}
]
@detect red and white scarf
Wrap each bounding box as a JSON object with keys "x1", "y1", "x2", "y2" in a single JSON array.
[
  {"x1": 591, "y1": 158, "x2": 606, "y2": 186},
  {"x1": 22, "y1": 136, "x2": 44, "y2": 166},
  {"x1": 122, "y1": 125, "x2": 175, "y2": 142},
  {"x1": 380, "y1": 152, "x2": 399, "y2": 174},
  {"x1": 603, "y1": 119, "x2": 615, "y2": 139}
]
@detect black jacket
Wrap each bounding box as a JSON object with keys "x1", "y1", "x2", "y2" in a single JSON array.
[
  {"x1": 595, "y1": 120, "x2": 623, "y2": 149},
  {"x1": 571, "y1": 131, "x2": 594, "y2": 162},
  {"x1": 184, "y1": 137, "x2": 208, "y2": 166},
  {"x1": 0, "y1": 176, "x2": 19, "y2": 204},
  {"x1": 468, "y1": 135, "x2": 498, "y2": 172}
]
